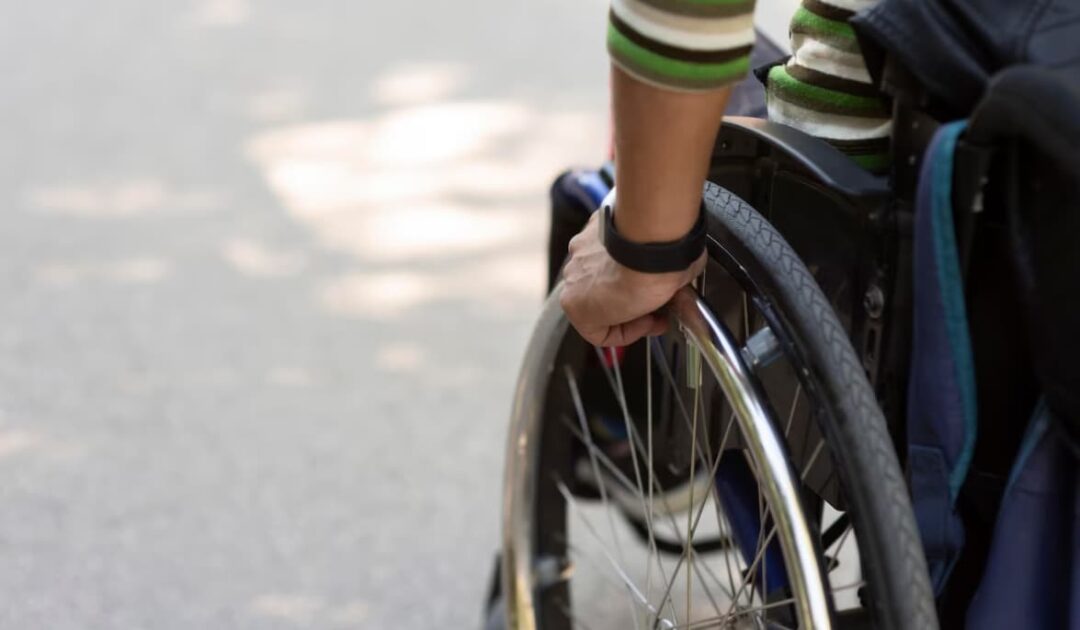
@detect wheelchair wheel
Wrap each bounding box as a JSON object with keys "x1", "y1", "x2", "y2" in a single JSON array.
[{"x1": 500, "y1": 182, "x2": 937, "y2": 629}]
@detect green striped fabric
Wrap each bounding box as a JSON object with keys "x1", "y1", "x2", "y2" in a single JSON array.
[
  {"x1": 790, "y1": 7, "x2": 862, "y2": 54},
  {"x1": 768, "y1": 65, "x2": 887, "y2": 117},
  {"x1": 606, "y1": 0, "x2": 891, "y2": 172},
  {"x1": 608, "y1": 23, "x2": 750, "y2": 90},
  {"x1": 791, "y1": 6, "x2": 856, "y2": 39},
  {"x1": 607, "y1": 0, "x2": 754, "y2": 92},
  {"x1": 766, "y1": 0, "x2": 891, "y2": 173},
  {"x1": 637, "y1": 0, "x2": 754, "y2": 17}
]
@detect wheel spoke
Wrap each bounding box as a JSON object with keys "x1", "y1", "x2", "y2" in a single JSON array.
[
  {"x1": 646, "y1": 338, "x2": 656, "y2": 606},
  {"x1": 647, "y1": 336, "x2": 736, "y2": 573},
  {"x1": 557, "y1": 407, "x2": 701, "y2": 622},
  {"x1": 556, "y1": 481, "x2": 655, "y2": 616},
  {"x1": 637, "y1": 346, "x2": 725, "y2": 622},
  {"x1": 675, "y1": 595, "x2": 800, "y2": 629},
  {"x1": 592, "y1": 344, "x2": 735, "y2": 624},
  {"x1": 650, "y1": 411, "x2": 739, "y2": 625},
  {"x1": 608, "y1": 345, "x2": 671, "y2": 624},
  {"x1": 634, "y1": 337, "x2": 830, "y2": 626},
  {"x1": 827, "y1": 522, "x2": 855, "y2": 573},
  {"x1": 724, "y1": 524, "x2": 779, "y2": 618},
  {"x1": 564, "y1": 367, "x2": 649, "y2": 627},
  {"x1": 553, "y1": 435, "x2": 728, "y2": 628},
  {"x1": 647, "y1": 338, "x2": 716, "y2": 477},
  {"x1": 723, "y1": 435, "x2": 830, "y2": 615},
  {"x1": 785, "y1": 383, "x2": 802, "y2": 439},
  {"x1": 717, "y1": 509, "x2": 747, "y2": 612},
  {"x1": 684, "y1": 354, "x2": 702, "y2": 623}
]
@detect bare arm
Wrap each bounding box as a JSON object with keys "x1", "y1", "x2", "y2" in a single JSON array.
[
  {"x1": 611, "y1": 64, "x2": 732, "y2": 243},
  {"x1": 558, "y1": 67, "x2": 734, "y2": 347},
  {"x1": 557, "y1": 66, "x2": 734, "y2": 347},
  {"x1": 561, "y1": 0, "x2": 889, "y2": 346},
  {"x1": 559, "y1": 0, "x2": 753, "y2": 347}
]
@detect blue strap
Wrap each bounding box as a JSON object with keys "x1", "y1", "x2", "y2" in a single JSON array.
[
  {"x1": 909, "y1": 445, "x2": 966, "y2": 591},
  {"x1": 907, "y1": 120, "x2": 976, "y2": 594},
  {"x1": 929, "y1": 122, "x2": 978, "y2": 497}
]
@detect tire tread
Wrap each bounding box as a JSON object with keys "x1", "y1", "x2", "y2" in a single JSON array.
[{"x1": 703, "y1": 183, "x2": 938, "y2": 630}]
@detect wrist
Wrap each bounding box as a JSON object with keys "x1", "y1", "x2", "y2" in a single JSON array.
[
  {"x1": 600, "y1": 189, "x2": 706, "y2": 274},
  {"x1": 611, "y1": 196, "x2": 701, "y2": 244}
]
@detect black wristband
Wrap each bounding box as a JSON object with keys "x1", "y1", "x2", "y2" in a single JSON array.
[{"x1": 600, "y1": 190, "x2": 707, "y2": 274}]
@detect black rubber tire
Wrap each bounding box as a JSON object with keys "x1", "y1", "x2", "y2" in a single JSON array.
[{"x1": 702, "y1": 182, "x2": 938, "y2": 630}]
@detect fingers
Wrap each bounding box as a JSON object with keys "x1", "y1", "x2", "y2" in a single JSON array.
[
  {"x1": 559, "y1": 214, "x2": 704, "y2": 350},
  {"x1": 599, "y1": 313, "x2": 663, "y2": 347},
  {"x1": 570, "y1": 313, "x2": 668, "y2": 349},
  {"x1": 648, "y1": 312, "x2": 670, "y2": 337}
]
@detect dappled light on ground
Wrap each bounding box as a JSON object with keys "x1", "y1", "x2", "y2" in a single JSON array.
[
  {"x1": 35, "y1": 257, "x2": 171, "y2": 287},
  {"x1": 26, "y1": 179, "x2": 223, "y2": 218},
  {"x1": 247, "y1": 96, "x2": 606, "y2": 316},
  {"x1": 374, "y1": 342, "x2": 424, "y2": 374},
  {"x1": 247, "y1": 87, "x2": 310, "y2": 124},
  {"x1": 0, "y1": 428, "x2": 84, "y2": 463},
  {"x1": 0, "y1": 0, "x2": 611, "y2": 623},
  {"x1": 265, "y1": 366, "x2": 314, "y2": 388},
  {"x1": 318, "y1": 249, "x2": 547, "y2": 319},
  {"x1": 248, "y1": 593, "x2": 370, "y2": 626},
  {"x1": 0, "y1": 430, "x2": 43, "y2": 459},
  {"x1": 190, "y1": 0, "x2": 251, "y2": 27},
  {"x1": 221, "y1": 237, "x2": 306, "y2": 277},
  {"x1": 370, "y1": 62, "x2": 471, "y2": 107},
  {"x1": 319, "y1": 271, "x2": 435, "y2": 319}
]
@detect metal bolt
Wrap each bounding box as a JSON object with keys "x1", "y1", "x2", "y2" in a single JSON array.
[{"x1": 742, "y1": 326, "x2": 782, "y2": 371}]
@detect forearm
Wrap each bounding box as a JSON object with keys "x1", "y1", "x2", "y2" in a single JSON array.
[
  {"x1": 558, "y1": 0, "x2": 754, "y2": 346},
  {"x1": 611, "y1": 64, "x2": 732, "y2": 243}
]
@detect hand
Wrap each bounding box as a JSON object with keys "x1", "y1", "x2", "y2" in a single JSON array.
[{"x1": 559, "y1": 211, "x2": 706, "y2": 347}]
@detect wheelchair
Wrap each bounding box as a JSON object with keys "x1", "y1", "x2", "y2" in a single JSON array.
[{"x1": 491, "y1": 57, "x2": 1079, "y2": 630}]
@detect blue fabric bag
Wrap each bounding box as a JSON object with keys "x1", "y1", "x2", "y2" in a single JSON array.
[
  {"x1": 966, "y1": 403, "x2": 1080, "y2": 629},
  {"x1": 907, "y1": 120, "x2": 977, "y2": 594},
  {"x1": 910, "y1": 117, "x2": 1080, "y2": 627}
]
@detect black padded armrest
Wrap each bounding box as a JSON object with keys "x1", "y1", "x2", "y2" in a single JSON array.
[{"x1": 716, "y1": 117, "x2": 890, "y2": 201}]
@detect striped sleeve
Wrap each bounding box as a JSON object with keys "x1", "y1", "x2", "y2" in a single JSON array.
[
  {"x1": 764, "y1": 0, "x2": 892, "y2": 172},
  {"x1": 607, "y1": 0, "x2": 756, "y2": 93}
]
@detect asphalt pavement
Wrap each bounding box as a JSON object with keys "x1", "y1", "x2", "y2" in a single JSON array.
[{"x1": 0, "y1": 1, "x2": 609, "y2": 628}]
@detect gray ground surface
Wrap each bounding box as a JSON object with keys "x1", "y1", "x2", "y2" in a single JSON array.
[{"x1": 0, "y1": 2, "x2": 609, "y2": 628}]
